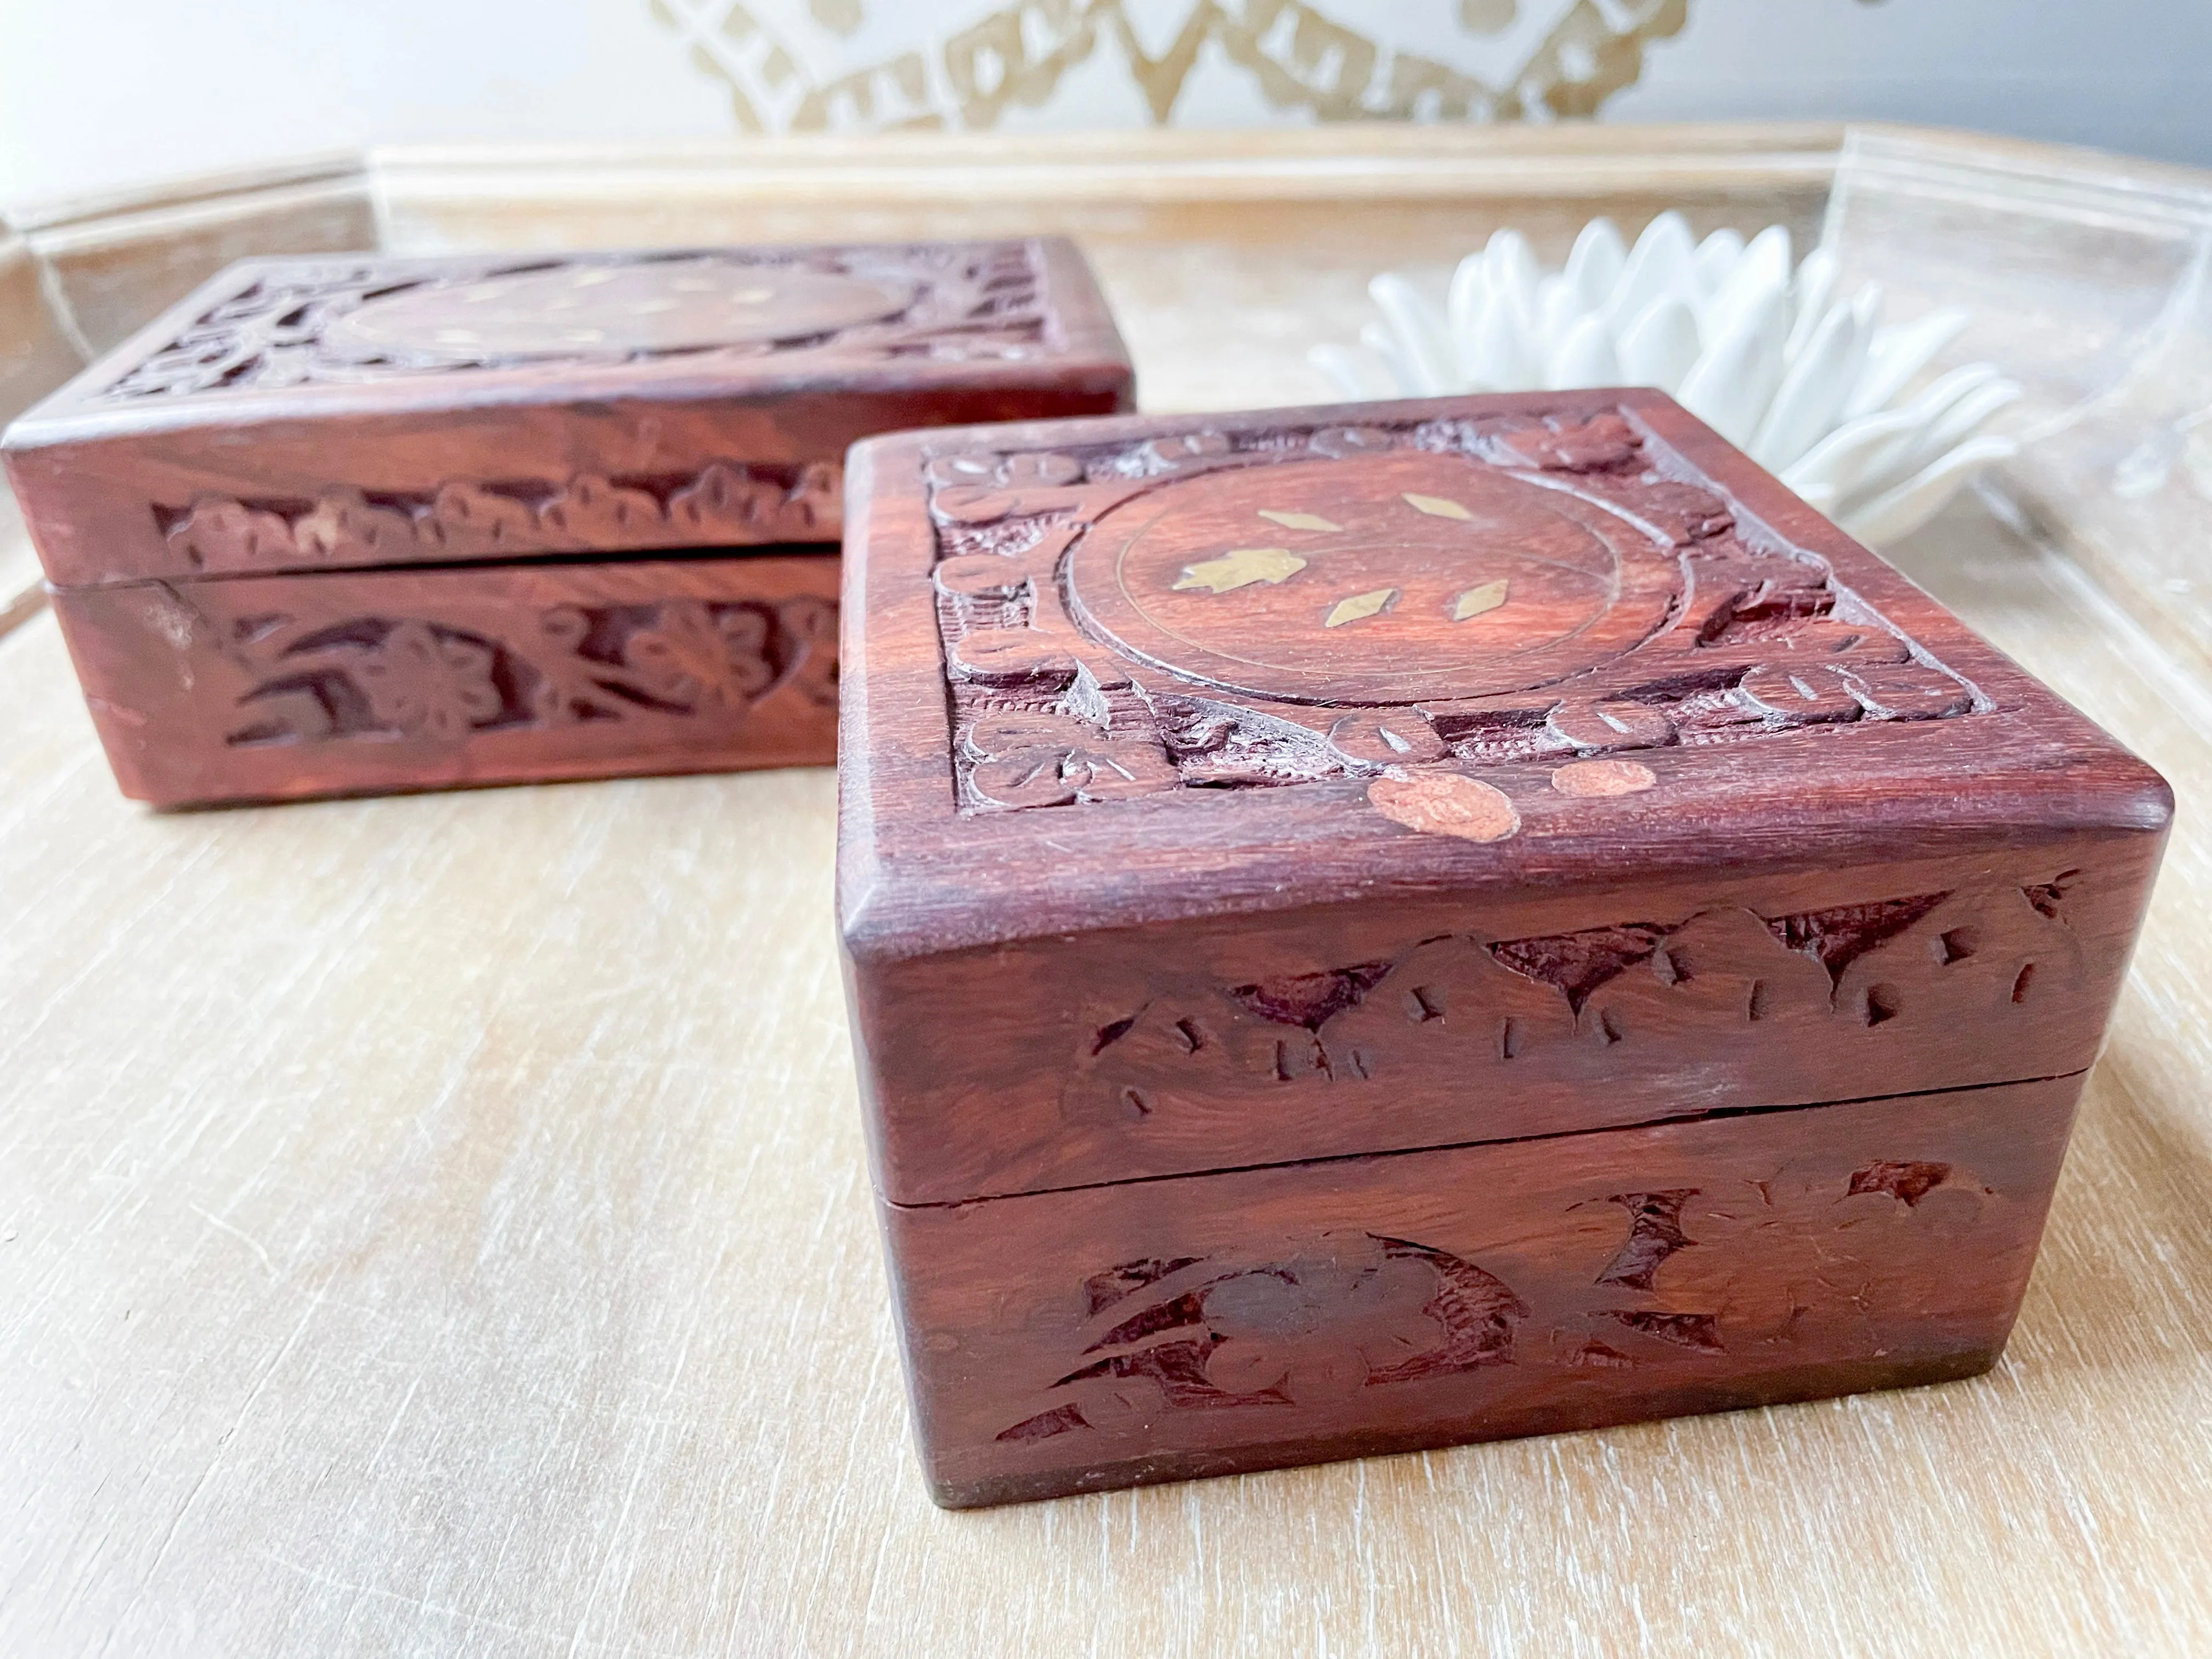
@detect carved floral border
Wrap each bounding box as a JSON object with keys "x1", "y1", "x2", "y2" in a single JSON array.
[
  {"x1": 101, "y1": 240, "x2": 1048, "y2": 399},
  {"x1": 921, "y1": 405, "x2": 1989, "y2": 814},
  {"x1": 156, "y1": 460, "x2": 844, "y2": 577},
  {"x1": 218, "y1": 592, "x2": 837, "y2": 750}
]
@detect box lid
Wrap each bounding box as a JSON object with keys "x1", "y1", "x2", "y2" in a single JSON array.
[
  {"x1": 2, "y1": 238, "x2": 1132, "y2": 588},
  {"x1": 838, "y1": 390, "x2": 2172, "y2": 1205}
]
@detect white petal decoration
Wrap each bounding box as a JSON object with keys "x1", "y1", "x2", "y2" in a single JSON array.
[
  {"x1": 1312, "y1": 213, "x2": 2020, "y2": 546},
  {"x1": 1564, "y1": 217, "x2": 1627, "y2": 311},
  {"x1": 1852, "y1": 365, "x2": 2006, "y2": 490},
  {"x1": 1750, "y1": 295, "x2": 1869, "y2": 471},
  {"x1": 1447, "y1": 253, "x2": 1489, "y2": 382},
  {"x1": 1678, "y1": 284, "x2": 1790, "y2": 447},
  {"x1": 1694, "y1": 227, "x2": 1746, "y2": 297},
  {"x1": 1699, "y1": 224, "x2": 1791, "y2": 346},
  {"x1": 1546, "y1": 312, "x2": 1624, "y2": 391},
  {"x1": 1357, "y1": 320, "x2": 1423, "y2": 397},
  {"x1": 1607, "y1": 211, "x2": 1698, "y2": 333},
  {"x1": 1369, "y1": 274, "x2": 1454, "y2": 397},
  {"x1": 1484, "y1": 229, "x2": 1542, "y2": 329},
  {"x1": 1468, "y1": 284, "x2": 1539, "y2": 391},
  {"x1": 1846, "y1": 306, "x2": 1971, "y2": 420},
  {"x1": 1782, "y1": 405, "x2": 1926, "y2": 505},
  {"x1": 1898, "y1": 376, "x2": 2023, "y2": 478},
  {"x1": 1839, "y1": 435, "x2": 2018, "y2": 545},
  {"x1": 1310, "y1": 343, "x2": 1396, "y2": 402},
  {"x1": 1536, "y1": 275, "x2": 1583, "y2": 359},
  {"x1": 1617, "y1": 298, "x2": 1702, "y2": 395},
  {"x1": 1785, "y1": 247, "x2": 1839, "y2": 361}
]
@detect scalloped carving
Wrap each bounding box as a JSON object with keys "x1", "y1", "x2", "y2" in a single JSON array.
[{"x1": 158, "y1": 461, "x2": 843, "y2": 574}]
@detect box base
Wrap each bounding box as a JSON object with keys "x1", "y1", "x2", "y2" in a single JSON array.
[
  {"x1": 929, "y1": 1345, "x2": 2000, "y2": 1508},
  {"x1": 49, "y1": 551, "x2": 838, "y2": 806},
  {"x1": 882, "y1": 1074, "x2": 2083, "y2": 1508}
]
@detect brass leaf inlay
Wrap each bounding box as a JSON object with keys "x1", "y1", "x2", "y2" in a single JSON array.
[
  {"x1": 1452, "y1": 579, "x2": 1509, "y2": 620},
  {"x1": 1403, "y1": 493, "x2": 1473, "y2": 520},
  {"x1": 1172, "y1": 547, "x2": 1306, "y2": 594},
  {"x1": 1325, "y1": 588, "x2": 1397, "y2": 628},
  {"x1": 1258, "y1": 509, "x2": 1341, "y2": 532}
]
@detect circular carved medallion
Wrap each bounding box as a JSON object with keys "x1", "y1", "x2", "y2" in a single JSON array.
[
  {"x1": 1064, "y1": 450, "x2": 1681, "y2": 704},
  {"x1": 325, "y1": 259, "x2": 913, "y2": 362}
]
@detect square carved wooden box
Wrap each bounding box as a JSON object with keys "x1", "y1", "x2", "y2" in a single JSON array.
[
  {"x1": 838, "y1": 389, "x2": 2171, "y2": 1508},
  {"x1": 2, "y1": 238, "x2": 1132, "y2": 805}
]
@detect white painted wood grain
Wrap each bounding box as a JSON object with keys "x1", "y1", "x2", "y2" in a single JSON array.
[{"x1": 1, "y1": 259, "x2": 2209, "y2": 1657}]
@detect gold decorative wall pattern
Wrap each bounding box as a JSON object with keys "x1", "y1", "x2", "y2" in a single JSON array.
[{"x1": 648, "y1": 0, "x2": 1692, "y2": 133}]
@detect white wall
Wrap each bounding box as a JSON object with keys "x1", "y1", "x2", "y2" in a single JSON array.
[
  {"x1": 0, "y1": 0, "x2": 733, "y2": 209},
  {"x1": 1, "y1": 0, "x2": 2207, "y2": 213}
]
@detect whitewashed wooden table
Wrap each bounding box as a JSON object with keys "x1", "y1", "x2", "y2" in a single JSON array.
[{"x1": 3, "y1": 125, "x2": 2210, "y2": 1657}]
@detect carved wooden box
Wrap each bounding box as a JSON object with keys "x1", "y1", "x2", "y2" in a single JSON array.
[
  {"x1": 2, "y1": 239, "x2": 1132, "y2": 805},
  {"x1": 838, "y1": 389, "x2": 2170, "y2": 1508}
]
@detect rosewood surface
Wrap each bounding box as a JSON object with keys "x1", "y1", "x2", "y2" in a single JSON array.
[
  {"x1": 838, "y1": 388, "x2": 2170, "y2": 1504},
  {"x1": 891, "y1": 1075, "x2": 2081, "y2": 1507},
  {"x1": 3, "y1": 238, "x2": 1133, "y2": 584},
  {"x1": 5, "y1": 236, "x2": 1133, "y2": 803},
  {"x1": 841, "y1": 390, "x2": 2167, "y2": 1202},
  {"x1": 53, "y1": 555, "x2": 839, "y2": 806}
]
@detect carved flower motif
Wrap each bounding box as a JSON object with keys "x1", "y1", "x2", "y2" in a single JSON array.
[
  {"x1": 1308, "y1": 426, "x2": 1394, "y2": 460},
  {"x1": 933, "y1": 553, "x2": 1036, "y2": 597},
  {"x1": 165, "y1": 497, "x2": 295, "y2": 569},
  {"x1": 967, "y1": 710, "x2": 1177, "y2": 808},
  {"x1": 1325, "y1": 710, "x2": 1449, "y2": 766},
  {"x1": 929, "y1": 450, "x2": 1087, "y2": 525},
  {"x1": 620, "y1": 600, "x2": 778, "y2": 712},
  {"x1": 1491, "y1": 412, "x2": 1640, "y2": 472},
  {"x1": 777, "y1": 595, "x2": 840, "y2": 709},
  {"x1": 537, "y1": 475, "x2": 664, "y2": 544},
  {"x1": 1546, "y1": 698, "x2": 1675, "y2": 753},
  {"x1": 1839, "y1": 659, "x2": 1977, "y2": 719},
  {"x1": 354, "y1": 620, "x2": 504, "y2": 740},
  {"x1": 949, "y1": 628, "x2": 1085, "y2": 688},
  {"x1": 290, "y1": 488, "x2": 419, "y2": 565},
  {"x1": 1137, "y1": 432, "x2": 1234, "y2": 472}
]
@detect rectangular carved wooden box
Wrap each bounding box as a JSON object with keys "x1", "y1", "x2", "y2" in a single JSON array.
[
  {"x1": 838, "y1": 389, "x2": 2171, "y2": 1508},
  {"x1": 2, "y1": 238, "x2": 1132, "y2": 805}
]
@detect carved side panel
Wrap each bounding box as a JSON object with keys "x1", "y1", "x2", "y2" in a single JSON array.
[
  {"x1": 1066, "y1": 879, "x2": 2088, "y2": 1131},
  {"x1": 887, "y1": 1074, "x2": 2080, "y2": 1506},
  {"x1": 99, "y1": 241, "x2": 1048, "y2": 398},
  {"x1": 857, "y1": 843, "x2": 2145, "y2": 1206},
  {"x1": 921, "y1": 407, "x2": 1986, "y2": 812},
  {"x1": 51, "y1": 555, "x2": 839, "y2": 806},
  {"x1": 155, "y1": 461, "x2": 844, "y2": 575}
]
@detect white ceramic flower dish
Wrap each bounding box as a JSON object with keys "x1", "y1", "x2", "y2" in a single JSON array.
[{"x1": 1312, "y1": 212, "x2": 2021, "y2": 546}]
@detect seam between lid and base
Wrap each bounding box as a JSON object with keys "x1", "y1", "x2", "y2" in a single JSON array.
[{"x1": 879, "y1": 1065, "x2": 2093, "y2": 1212}]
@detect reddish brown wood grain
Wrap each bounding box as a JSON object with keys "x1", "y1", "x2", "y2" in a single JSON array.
[
  {"x1": 53, "y1": 554, "x2": 840, "y2": 806},
  {"x1": 3, "y1": 239, "x2": 1133, "y2": 585},
  {"x1": 887, "y1": 1074, "x2": 2083, "y2": 1507},
  {"x1": 839, "y1": 390, "x2": 2169, "y2": 1202},
  {"x1": 853, "y1": 836, "x2": 2153, "y2": 1204},
  {"x1": 838, "y1": 390, "x2": 2169, "y2": 1503},
  {"x1": 6, "y1": 236, "x2": 1133, "y2": 803}
]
